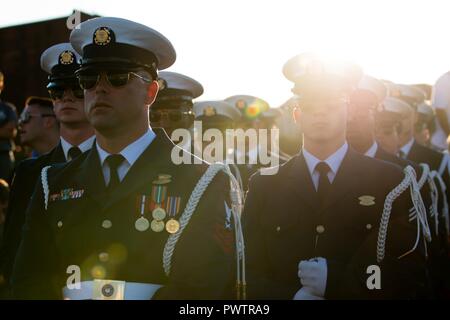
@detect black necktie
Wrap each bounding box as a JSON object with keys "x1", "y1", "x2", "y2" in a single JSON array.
[
  {"x1": 105, "y1": 154, "x2": 125, "y2": 191},
  {"x1": 315, "y1": 162, "x2": 331, "y2": 204},
  {"x1": 68, "y1": 146, "x2": 82, "y2": 161}
]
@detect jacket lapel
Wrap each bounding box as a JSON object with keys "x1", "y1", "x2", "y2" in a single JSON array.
[
  {"x1": 49, "y1": 143, "x2": 66, "y2": 164},
  {"x1": 76, "y1": 147, "x2": 108, "y2": 206},
  {"x1": 284, "y1": 153, "x2": 319, "y2": 212},
  {"x1": 319, "y1": 148, "x2": 360, "y2": 213}
]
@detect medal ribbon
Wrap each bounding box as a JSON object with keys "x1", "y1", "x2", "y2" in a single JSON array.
[{"x1": 166, "y1": 196, "x2": 181, "y2": 217}]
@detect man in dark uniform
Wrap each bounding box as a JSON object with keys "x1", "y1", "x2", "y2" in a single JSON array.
[
  {"x1": 347, "y1": 75, "x2": 438, "y2": 297},
  {"x1": 395, "y1": 85, "x2": 450, "y2": 239},
  {"x1": 415, "y1": 101, "x2": 435, "y2": 148},
  {"x1": 192, "y1": 100, "x2": 244, "y2": 190},
  {"x1": 224, "y1": 95, "x2": 272, "y2": 190},
  {"x1": 243, "y1": 53, "x2": 426, "y2": 299},
  {"x1": 0, "y1": 43, "x2": 95, "y2": 292},
  {"x1": 380, "y1": 90, "x2": 450, "y2": 298},
  {"x1": 11, "y1": 17, "x2": 235, "y2": 300},
  {"x1": 396, "y1": 84, "x2": 447, "y2": 171},
  {"x1": 18, "y1": 96, "x2": 59, "y2": 156},
  {"x1": 150, "y1": 71, "x2": 202, "y2": 136}
]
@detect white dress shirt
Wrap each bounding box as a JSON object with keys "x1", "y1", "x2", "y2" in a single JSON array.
[
  {"x1": 303, "y1": 142, "x2": 348, "y2": 191},
  {"x1": 399, "y1": 138, "x2": 415, "y2": 158},
  {"x1": 60, "y1": 135, "x2": 96, "y2": 161},
  {"x1": 97, "y1": 129, "x2": 156, "y2": 185},
  {"x1": 364, "y1": 141, "x2": 378, "y2": 158}
]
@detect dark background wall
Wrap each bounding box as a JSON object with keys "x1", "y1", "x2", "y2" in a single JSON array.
[{"x1": 0, "y1": 11, "x2": 97, "y2": 111}]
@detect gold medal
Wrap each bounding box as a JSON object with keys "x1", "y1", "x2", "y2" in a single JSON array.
[
  {"x1": 151, "y1": 219, "x2": 165, "y2": 232},
  {"x1": 165, "y1": 219, "x2": 180, "y2": 234},
  {"x1": 135, "y1": 217, "x2": 150, "y2": 232},
  {"x1": 158, "y1": 174, "x2": 172, "y2": 180},
  {"x1": 152, "y1": 207, "x2": 166, "y2": 221}
]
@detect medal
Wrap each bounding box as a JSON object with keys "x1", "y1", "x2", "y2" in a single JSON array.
[
  {"x1": 165, "y1": 218, "x2": 180, "y2": 234},
  {"x1": 151, "y1": 219, "x2": 165, "y2": 232},
  {"x1": 135, "y1": 217, "x2": 150, "y2": 232},
  {"x1": 165, "y1": 196, "x2": 182, "y2": 234},
  {"x1": 152, "y1": 207, "x2": 166, "y2": 220},
  {"x1": 135, "y1": 195, "x2": 151, "y2": 232}
]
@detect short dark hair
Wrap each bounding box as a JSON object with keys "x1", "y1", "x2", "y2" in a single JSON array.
[{"x1": 25, "y1": 96, "x2": 54, "y2": 112}]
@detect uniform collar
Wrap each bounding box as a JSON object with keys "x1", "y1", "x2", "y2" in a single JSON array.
[
  {"x1": 399, "y1": 137, "x2": 415, "y2": 157},
  {"x1": 302, "y1": 141, "x2": 348, "y2": 176},
  {"x1": 60, "y1": 135, "x2": 96, "y2": 161},
  {"x1": 364, "y1": 141, "x2": 378, "y2": 158},
  {"x1": 96, "y1": 128, "x2": 156, "y2": 168}
]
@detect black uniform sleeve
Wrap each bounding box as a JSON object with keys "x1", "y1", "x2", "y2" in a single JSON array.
[
  {"x1": 242, "y1": 174, "x2": 299, "y2": 299},
  {"x1": 11, "y1": 173, "x2": 62, "y2": 299},
  {"x1": 0, "y1": 164, "x2": 26, "y2": 283}
]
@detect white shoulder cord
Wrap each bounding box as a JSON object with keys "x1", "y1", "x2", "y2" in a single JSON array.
[
  {"x1": 229, "y1": 162, "x2": 244, "y2": 195},
  {"x1": 431, "y1": 171, "x2": 450, "y2": 236},
  {"x1": 41, "y1": 166, "x2": 52, "y2": 210},
  {"x1": 415, "y1": 164, "x2": 434, "y2": 241},
  {"x1": 377, "y1": 165, "x2": 429, "y2": 263},
  {"x1": 269, "y1": 150, "x2": 291, "y2": 162},
  {"x1": 162, "y1": 162, "x2": 246, "y2": 298},
  {"x1": 427, "y1": 170, "x2": 441, "y2": 237}
]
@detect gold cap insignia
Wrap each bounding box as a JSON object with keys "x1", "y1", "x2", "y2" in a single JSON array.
[
  {"x1": 235, "y1": 99, "x2": 247, "y2": 110},
  {"x1": 204, "y1": 106, "x2": 216, "y2": 117},
  {"x1": 59, "y1": 51, "x2": 75, "y2": 65},
  {"x1": 358, "y1": 195, "x2": 376, "y2": 206},
  {"x1": 94, "y1": 27, "x2": 112, "y2": 46}
]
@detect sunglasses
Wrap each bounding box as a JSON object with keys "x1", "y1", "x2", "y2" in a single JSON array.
[
  {"x1": 77, "y1": 71, "x2": 152, "y2": 90},
  {"x1": 19, "y1": 112, "x2": 55, "y2": 124},
  {"x1": 150, "y1": 109, "x2": 193, "y2": 122},
  {"x1": 48, "y1": 86, "x2": 84, "y2": 100}
]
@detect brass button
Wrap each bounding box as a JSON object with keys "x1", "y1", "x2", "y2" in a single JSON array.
[
  {"x1": 57, "y1": 221, "x2": 63, "y2": 228},
  {"x1": 316, "y1": 225, "x2": 325, "y2": 234},
  {"x1": 276, "y1": 226, "x2": 281, "y2": 232},
  {"x1": 366, "y1": 224, "x2": 372, "y2": 230},
  {"x1": 102, "y1": 220, "x2": 112, "y2": 229}
]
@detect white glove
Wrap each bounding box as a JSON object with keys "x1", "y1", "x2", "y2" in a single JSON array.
[
  {"x1": 293, "y1": 287, "x2": 324, "y2": 300},
  {"x1": 298, "y1": 257, "x2": 328, "y2": 297}
]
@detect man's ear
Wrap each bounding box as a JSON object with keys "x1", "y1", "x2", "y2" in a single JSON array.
[
  {"x1": 145, "y1": 80, "x2": 159, "y2": 106},
  {"x1": 293, "y1": 107, "x2": 301, "y2": 124}
]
